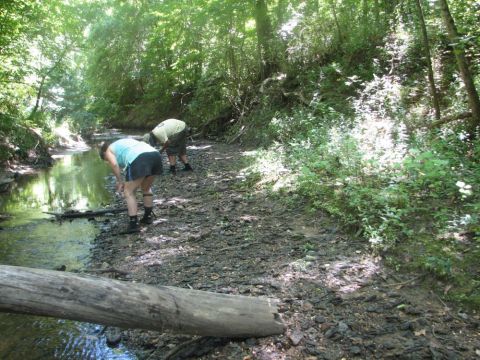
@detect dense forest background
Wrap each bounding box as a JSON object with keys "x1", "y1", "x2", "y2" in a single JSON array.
[{"x1": 1, "y1": 0, "x2": 479, "y2": 306}]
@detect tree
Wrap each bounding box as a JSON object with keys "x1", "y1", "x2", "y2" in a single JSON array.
[
  {"x1": 438, "y1": 0, "x2": 480, "y2": 133},
  {"x1": 253, "y1": 0, "x2": 277, "y2": 79},
  {"x1": 415, "y1": 0, "x2": 441, "y2": 120},
  {"x1": 0, "y1": 265, "x2": 285, "y2": 338}
]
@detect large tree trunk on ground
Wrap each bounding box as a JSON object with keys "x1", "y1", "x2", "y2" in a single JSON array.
[
  {"x1": 44, "y1": 207, "x2": 128, "y2": 219},
  {"x1": 0, "y1": 265, "x2": 285, "y2": 338}
]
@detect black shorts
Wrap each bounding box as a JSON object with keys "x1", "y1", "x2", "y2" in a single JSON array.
[
  {"x1": 125, "y1": 151, "x2": 163, "y2": 181},
  {"x1": 166, "y1": 128, "x2": 187, "y2": 156}
]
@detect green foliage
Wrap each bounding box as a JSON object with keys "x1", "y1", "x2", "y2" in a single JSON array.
[
  {"x1": 423, "y1": 256, "x2": 452, "y2": 278},
  {"x1": 186, "y1": 75, "x2": 231, "y2": 129}
]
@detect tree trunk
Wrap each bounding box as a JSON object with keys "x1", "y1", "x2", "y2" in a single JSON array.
[
  {"x1": 374, "y1": 0, "x2": 380, "y2": 27},
  {"x1": 329, "y1": 0, "x2": 342, "y2": 45},
  {"x1": 44, "y1": 207, "x2": 128, "y2": 219},
  {"x1": 415, "y1": 0, "x2": 441, "y2": 120},
  {"x1": 29, "y1": 74, "x2": 47, "y2": 119},
  {"x1": 275, "y1": 0, "x2": 287, "y2": 29},
  {"x1": 438, "y1": 0, "x2": 480, "y2": 133},
  {"x1": 29, "y1": 46, "x2": 69, "y2": 120},
  {"x1": 254, "y1": 0, "x2": 276, "y2": 80},
  {"x1": 0, "y1": 265, "x2": 285, "y2": 338}
]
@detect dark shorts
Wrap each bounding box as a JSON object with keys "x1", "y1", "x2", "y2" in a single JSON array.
[
  {"x1": 166, "y1": 128, "x2": 187, "y2": 156},
  {"x1": 125, "y1": 151, "x2": 163, "y2": 181}
]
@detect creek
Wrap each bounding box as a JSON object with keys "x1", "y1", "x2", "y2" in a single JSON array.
[{"x1": 0, "y1": 147, "x2": 136, "y2": 359}]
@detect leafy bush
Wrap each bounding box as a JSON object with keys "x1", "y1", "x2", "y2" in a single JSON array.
[{"x1": 244, "y1": 97, "x2": 480, "y2": 306}]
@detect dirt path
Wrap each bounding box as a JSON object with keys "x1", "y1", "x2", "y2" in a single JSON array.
[{"x1": 90, "y1": 140, "x2": 479, "y2": 360}]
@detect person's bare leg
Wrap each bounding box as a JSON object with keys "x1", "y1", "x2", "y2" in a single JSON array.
[
  {"x1": 124, "y1": 177, "x2": 143, "y2": 216},
  {"x1": 179, "y1": 154, "x2": 188, "y2": 164},
  {"x1": 168, "y1": 154, "x2": 177, "y2": 174},
  {"x1": 141, "y1": 176, "x2": 155, "y2": 206},
  {"x1": 140, "y1": 176, "x2": 155, "y2": 223},
  {"x1": 179, "y1": 154, "x2": 192, "y2": 170}
]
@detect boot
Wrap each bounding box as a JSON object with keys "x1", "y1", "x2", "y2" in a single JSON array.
[
  {"x1": 140, "y1": 206, "x2": 154, "y2": 225},
  {"x1": 125, "y1": 216, "x2": 140, "y2": 233},
  {"x1": 182, "y1": 163, "x2": 193, "y2": 171},
  {"x1": 169, "y1": 165, "x2": 177, "y2": 175}
]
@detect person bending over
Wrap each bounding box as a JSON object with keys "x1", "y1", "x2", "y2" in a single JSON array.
[
  {"x1": 144, "y1": 118, "x2": 193, "y2": 175},
  {"x1": 99, "y1": 138, "x2": 162, "y2": 233}
]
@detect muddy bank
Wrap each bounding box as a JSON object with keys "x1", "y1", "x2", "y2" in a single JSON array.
[{"x1": 85, "y1": 140, "x2": 479, "y2": 359}]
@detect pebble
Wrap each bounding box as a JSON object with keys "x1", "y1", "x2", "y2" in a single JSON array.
[
  {"x1": 289, "y1": 330, "x2": 304, "y2": 346},
  {"x1": 324, "y1": 328, "x2": 337, "y2": 339},
  {"x1": 105, "y1": 327, "x2": 122, "y2": 347},
  {"x1": 381, "y1": 341, "x2": 396, "y2": 350},
  {"x1": 404, "y1": 306, "x2": 422, "y2": 315},
  {"x1": 337, "y1": 321, "x2": 350, "y2": 333},
  {"x1": 349, "y1": 345, "x2": 362, "y2": 355}
]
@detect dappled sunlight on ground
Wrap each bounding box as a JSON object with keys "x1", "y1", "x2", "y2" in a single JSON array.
[
  {"x1": 188, "y1": 144, "x2": 213, "y2": 151},
  {"x1": 144, "y1": 234, "x2": 178, "y2": 247},
  {"x1": 132, "y1": 243, "x2": 194, "y2": 268},
  {"x1": 277, "y1": 254, "x2": 380, "y2": 295},
  {"x1": 149, "y1": 217, "x2": 168, "y2": 226},
  {"x1": 239, "y1": 146, "x2": 297, "y2": 192},
  {"x1": 322, "y1": 256, "x2": 380, "y2": 293},
  {"x1": 156, "y1": 196, "x2": 191, "y2": 205}
]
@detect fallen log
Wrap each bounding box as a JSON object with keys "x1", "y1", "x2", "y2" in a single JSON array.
[
  {"x1": 0, "y1": 265, "x2": 285, "y2": 338},
  {"x1": 44, "y1": 207, "x2": 128, "y2": 219}
]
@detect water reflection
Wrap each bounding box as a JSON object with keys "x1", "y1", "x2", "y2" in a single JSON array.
[
  {"x1": 1, "y1": 150, "x2": 112, "y2": 219},
  {"x1": 0, "y1": 148, "x2": 135, "y2": 359},
  {"x1": 0, "y1": 149, "x2": 112, "y2": 268}
]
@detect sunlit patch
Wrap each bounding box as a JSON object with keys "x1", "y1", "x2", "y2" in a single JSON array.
[
  {"x1": 342, "y1": 24, "x2": 414, "y2": 172},
  {"x1": 214, "y1": 156, "x2": 233, "y2": 160},
  {"x1": 279, "y1": 3, "x2": 303, "y2": 40},
  {"x1": 145, "y1": 234, "x2": 178, "y2": 246},
  {"x1": 455, "y1": 181, "x2": 473, "y2": 198},
  {"x1": 252, "y1": 344, "x2": 287, "y2": 360},
  {"x1": 238, "y1": 214, "x2": 259, "y2": 223},
  {"x1": 245, "y1": 19, "x2": 256, "y2": 31},
  {"x1": 322, "y1": 257, "x2": 379, "y2": 293},
  {"x1": 241, "y1": 150, "x2": 258, "y2": 157},
  {"x1": 188, "y1": 145, "x2": 212, "y2": 150},
  {"x1": 156, "y1": 197, "x2": 191, "y2": 206},
  {"x1": 53, "y1": 122, "x2": 89, "y2": 151},
  {"x1": 277, "y1": 255, "x2": 379, "y2": 294},
  {"x1": 133, "y1": 245, "x2": 193, "y2": 267},
  {"x1": 150, "y1": 217, "x2": 168, "y2": 225},
  {"x1": 239, "y1": 146, "x2": 297, "y2": 192}
]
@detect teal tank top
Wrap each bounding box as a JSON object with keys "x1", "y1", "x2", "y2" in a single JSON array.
[{"x1": 110, "y1": 139, "x2": 155, "y2": 169}]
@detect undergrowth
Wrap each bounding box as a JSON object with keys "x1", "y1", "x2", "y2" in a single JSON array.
[{"x1": 239, "y1": 99, "x2": 480, "y2": 308}]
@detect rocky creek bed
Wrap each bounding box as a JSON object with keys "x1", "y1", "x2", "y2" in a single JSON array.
[{"x1": 84, "y1": 140, "x2": 479, "y2": 360}]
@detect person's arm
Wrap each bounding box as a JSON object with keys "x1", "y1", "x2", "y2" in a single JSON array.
[
  {"x1": 104, "y1": 147, "x2": 124, "y2": 193},
  {"x1": 160, "y1": 139, "x2": 169, "y2": 153}
]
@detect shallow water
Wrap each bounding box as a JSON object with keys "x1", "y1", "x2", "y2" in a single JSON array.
[{"x1": 0, "y1": 148, "x2": 136, "y2": 359}]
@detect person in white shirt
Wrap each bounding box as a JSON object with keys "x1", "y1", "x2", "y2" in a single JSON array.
[{"x1": 144, "y1": 119, "x2": 193, "y2": 175}]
